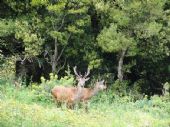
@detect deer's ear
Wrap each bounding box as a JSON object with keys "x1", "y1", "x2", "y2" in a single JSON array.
[{"x1": 85, "y1": 77, "x2": 90, "y2": 81}]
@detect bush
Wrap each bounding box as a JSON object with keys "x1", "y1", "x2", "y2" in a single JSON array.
[
  {"x1": 31, "y1": 72, "x2": 75, "y2": 104},
  {"x1": 0, "y1": 56, "x2": 16, "y2": 80},
  {"x1": 110, "y1": 80, "x2": 130, "y2": 96},
  {"x1": 0, "y1": 78, "x2": 170, "y2": 127}
]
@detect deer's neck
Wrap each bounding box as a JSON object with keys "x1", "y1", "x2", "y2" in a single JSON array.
[
  {"x1": 89, "y1": 87, "x2": 100, "y2": 98},
  {"x1": 73, "y1": 85, "x2": 83, "y2": 101}
]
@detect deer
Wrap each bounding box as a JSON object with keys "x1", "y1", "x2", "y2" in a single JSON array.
[
  {"x1": 51, "y1": 66, "x2": 90, "y2": 108},
  {"x1": 51, "y1": 73, "x2": 107, "y2": 111},
  {"x1": 76, "y1": 80, "x2": 107, "y2": 111}
]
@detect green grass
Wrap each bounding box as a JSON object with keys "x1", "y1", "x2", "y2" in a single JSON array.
[{"x1": 0, "y1": 82, "x2": 170, "y2": 127}]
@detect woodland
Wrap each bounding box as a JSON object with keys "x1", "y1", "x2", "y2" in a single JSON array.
[{"x1": 0, "y1": 0, "x2": 170, "y2": 127}]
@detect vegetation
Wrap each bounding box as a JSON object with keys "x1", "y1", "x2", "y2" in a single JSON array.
[
  {"x1": 0, "y1": 78, "x2": 170, "y2": 127},
  {"x1": 0, "y1": 0, "x2": 170, "y2": 93},
  {"x1": 0, "y1": 0, "x2": 170, "y2": 127}
]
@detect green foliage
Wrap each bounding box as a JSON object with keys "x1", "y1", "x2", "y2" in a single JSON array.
[
  {"x1": 85, "y1": 50, "x2": 103, "y2": 69},
  {"x1": 49, "y1": 31, "x2": 69, "y2": 45},
  {"x1": 0, "y1": 3, "x2": 169, "y2": 127},
  {"x1": 0, "y1": 81, "x2": 170, "y2": 127},
  {"x1": 31, "y1": 70, "x2": 75, "y2": 103},
  {"x1": 89, "y1": 58, "x2": 102, "y2": 69},
  {"x1": 3, "y1": 0, "x2": 31, "y2": 13},
  {"x1": 40, "y1": 72, "x2": 75, "y2": 88},
  {"x1": 135, "y1": 21, "x2": 162, "y2": 39},
  {"x1": 0, "y1": 0, "x2": 169, "y2": 96},
  {"x1": 0, "y1": 56, "x2": 16, "y2": 80},
  {"x1": 109, "y1": 8, "x2": 130, "y2": 26},
  {"x1": 31, "y1": 0, "x2": 49, "y2": 6},
  {"x1": 97, "y1": 24, "x2": 135, "y2": 52},
  {"x1": 0, "y1": 80, "x2": 35, "y2": 104},
  {"x1": 15, "y1": 20, "x2": 44, "y2": 56},
  {"x1": 110, "y1": 80, "x2": 130, "y2": 96},
  {"x1": 47, "y1": 2, "x2": 66, "y2": 13},
  {"x1": 95, "y1": 0, "x2": 169, "y2": 91},
  {"x1": 0, "y1": 77, "x2": 170, "y2": 127},
  {"x1": 0, "y1": 19, "x2": 15, "y2": 37},
  {"x1": 31, "y1": 83, "x2": 53, "y2": 104}
]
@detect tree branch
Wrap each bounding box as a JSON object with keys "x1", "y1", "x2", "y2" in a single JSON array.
[
  {"x1": 57, "y1": 13, "x2": 67, "y2": 31},
  {"x1": 57, "y1": 58, "x2": 66, "y2": 74},
  {"x1": 56, "y1": 33, "x2": 71, "y2": 62}
]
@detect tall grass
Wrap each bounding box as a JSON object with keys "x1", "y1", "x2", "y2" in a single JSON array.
[{"x1": 0, "y1": 79, "x2": 170, "y2": 127}]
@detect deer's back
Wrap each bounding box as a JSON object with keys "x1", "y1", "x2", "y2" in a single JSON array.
[
  {"x1": 79, "y1": 88, "x2": 93, "y2": 101},
  {"x1": 51, "y1": 86, "x2": 77, "y2": 103}
]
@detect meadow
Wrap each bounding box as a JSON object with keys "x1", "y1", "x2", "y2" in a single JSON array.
[{"x1": 0, "y1": 78, "x2": 169, "y2": 127}]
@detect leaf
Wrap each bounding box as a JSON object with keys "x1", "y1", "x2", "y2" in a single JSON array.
[
  {"x1": 97, "y1": 24, "x2": 135, "y2": 53},
  {"x1": 31, "y1": 0, "x2": 49, "y2": 6},
  {"x1": 47, "y1": 2, "x2": 66, "y2": 13}
]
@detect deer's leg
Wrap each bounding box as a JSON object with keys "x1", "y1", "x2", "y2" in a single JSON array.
[
  {"x1": 52, "y1": 96, "x2": 60, "y2": 107},
  {"x1": 83, "y1": 101, "x2": 89, "y2": 113},
  {"x1": 53, "y1": 99, "x2": 62, "y2": 108},
  {"x1": 67, "y1": 103, "x2": 74, "y2": 109},
  {"x1": 56, "y1": 101, "x2": 62, "y2": 107}
]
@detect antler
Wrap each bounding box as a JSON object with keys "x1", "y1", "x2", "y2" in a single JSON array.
[
  {"x1": 73, "y1": 66, "x2": 90, "y2": 87},
  {"x1": 73, "y1": 66, "x2": 90, "y2": 79},
  {"x1": 84, "y1": 68, "x2": 90, "y2": 78},
  {"x1": 73, "y1": 66, "x2": 81, "y2": 78}
]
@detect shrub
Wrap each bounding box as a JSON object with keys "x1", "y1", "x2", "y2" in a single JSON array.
[
  {"x1": 110, "y1": 80, "x2": 130, "y2": 96},
  {"x1": 31, "y1": 72, "x2": 75, "y2": 104},
  {"x1": 0, "y1": 56, "x2": 16, "y2": 80},
  {"x1": 0, "y1": 79, "x2": 170, "y2": 127}
]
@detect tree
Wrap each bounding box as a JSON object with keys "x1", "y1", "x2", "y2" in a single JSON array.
[
  {"x1": 95, "y1": 0, "x2": 170, "y2": 92},
  {"x1": 95, "y1": 0, "x2": 136, "y2": 81},
  {"x1": 97, "y1": 24, "x2": 135, "y2": 81},
  {"x1": 0, "y1": 0, "x2": 169, "y2": 94},
  {"x1": 1, "y1": 0, "x2": 91, "y2": 75}
]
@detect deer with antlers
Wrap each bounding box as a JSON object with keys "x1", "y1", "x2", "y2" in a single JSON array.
[
  {"x1": 51, "y1": 66, "x2": 107, "y2": 110},
  {"x1": 51, "y1": 66, "x2": 90, "y2": 108}
]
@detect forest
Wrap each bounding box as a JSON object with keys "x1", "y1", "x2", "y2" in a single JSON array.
[{"x1": 0, "y1": 0, "x2": 170, "y2": 127}]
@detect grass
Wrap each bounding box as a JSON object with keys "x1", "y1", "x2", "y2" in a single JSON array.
[{"x1": 0, "y1": 81, "x2": 170, "y2": 127}]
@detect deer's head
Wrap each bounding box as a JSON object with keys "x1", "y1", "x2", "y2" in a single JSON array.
[
  {"x1": 95, "y1": 80, "x2": 107, "y2": 90},
  {"x1": 73, "y1": 66, "x2": 90, "y2": 87}
]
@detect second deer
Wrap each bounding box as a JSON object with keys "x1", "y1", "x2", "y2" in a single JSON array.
[{"x1": 76, "y1": 80, "x2": 106, "y2": 111}]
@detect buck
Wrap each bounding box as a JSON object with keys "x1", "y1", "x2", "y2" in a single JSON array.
[
  {"x1": 51, "y1": 66, "x2": 90, "y2": 108},
  {"x1": 51, "y1": 70, "x2": 107, "y2": 110}
]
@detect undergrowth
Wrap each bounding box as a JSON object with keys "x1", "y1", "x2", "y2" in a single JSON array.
[{"x1": 0, "y1": 78, "x2": 170, "y2": 127}]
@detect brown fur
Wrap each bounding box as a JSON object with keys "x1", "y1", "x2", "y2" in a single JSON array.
[
  {"x1": 51, "y1": 86, "x2": 78, "y2": 104},
  {"x1": 51, "y1": 81, "x2": 106, "y2": 109}
]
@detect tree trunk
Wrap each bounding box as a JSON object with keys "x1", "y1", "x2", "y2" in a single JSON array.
[
  {"x1": 51, "y1": 39, "x2": 66, "y2": 75},
  {"x1": 117, "y1": 48, "x2": 128, "y2": 81},
  {"x1": 52, "y1": 39, "x2": 58, "y2": 74}
]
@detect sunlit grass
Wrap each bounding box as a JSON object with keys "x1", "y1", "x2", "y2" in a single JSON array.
[
  {"x1": 0, "y1": 98, "x2": 170, "y2": 127},
  {"x1": 0, "y1": 81, "x2": 170, "y2": 127}
]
